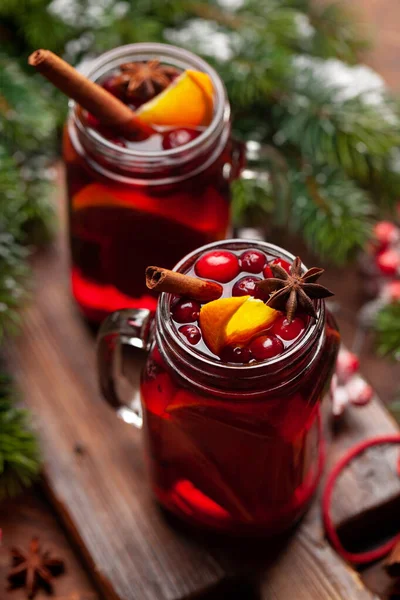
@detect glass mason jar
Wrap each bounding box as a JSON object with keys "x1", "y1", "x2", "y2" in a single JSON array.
[
  {"x1": 63, "y1": 43, "x2": 241, "y2": 323},
  {"x1": 97, "y1": 240, "x2": 340, "y2": 536}
]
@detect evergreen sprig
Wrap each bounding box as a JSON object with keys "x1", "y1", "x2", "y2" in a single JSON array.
[
  {"x1": 376, "y1": 302, "x2": 400, "y2": 360},
  {"x1": 0, "y1": 374, "x2": 41, "y2": 500}
]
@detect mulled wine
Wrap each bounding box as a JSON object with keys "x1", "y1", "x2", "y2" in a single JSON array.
[
  {"x1": 135, "y1": 241, "x2": 340, "y2": 534},
  {"x1": 64, "y1": 44, "x2": 235, "y2": 322}
]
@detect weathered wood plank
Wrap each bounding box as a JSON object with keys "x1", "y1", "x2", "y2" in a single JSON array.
[
  {"x1": 328, "y1": 400, "x2": 400, "y2": 548},
  {"x1": 7, "y1": 252, "x2": 227, "y2": 600},
  {"x1": 258, "y1": 503, "x2": 379, "y2": 600}
]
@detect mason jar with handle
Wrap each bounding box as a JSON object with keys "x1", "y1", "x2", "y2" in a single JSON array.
[
  {"x1": 97, "y1": 239, "x2": 340, "y2": 536},
  {"x1": 64, "y1": 42, "x2": 253, "y2": 322}
]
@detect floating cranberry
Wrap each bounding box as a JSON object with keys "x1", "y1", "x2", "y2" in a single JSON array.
[
  {"x1": 272, "y1": 316, "x2": 305, "y2": 341},
  {"x1": 195, "y1": 250, "x2": 240, "y2": 283},
  {"x1": 232, "y1": 276, "x2": 261, "y2": 297},
  {"x1": 102, "y1": 75, "x2": 123, "y2": 98},
  {"x1": 240, "y1": 250, "x2": 266, "y2": 273},
  {"x1": 86, "y1": 112, "x2": 101, "y2": 129},
  {"x1": 162, "y1": 128, "x2": 201, "y2": 150},
  {"x1": 179, "y1": 325, "x2": 201, "y2": 345},
  {"x1": 220, "y1": 345, "x2": 252, "y2": 364},
  {"x1": 263, "y1": 264, "x2": 273, "y2": 278},
  {"x1": 374, "y1": 221, "x2": 399, "y2": 249},
  {"x1": 376, "y1": 249, "x2": 400, "y2": 276},
  {"x1": 249, "y1": 335, "x2": 284, "y2": 360},
  {"x1": 172, "y1": 299, "x2": 200, "y2": 323},
  {"x1": 271, "y1": 258, "x2": 292, "y2": 274}
]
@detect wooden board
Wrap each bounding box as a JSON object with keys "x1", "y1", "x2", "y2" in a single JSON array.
[
  {"x1": 5, "y1": 194, "x2": 400, "y2": 600},
  {"x1": 0, "y1": 487, "x2": 100, "y2": 600}
]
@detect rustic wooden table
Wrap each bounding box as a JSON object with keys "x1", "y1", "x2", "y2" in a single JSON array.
[{"x1": 1, "y1": 2, "x2": 400, "y2": 599}]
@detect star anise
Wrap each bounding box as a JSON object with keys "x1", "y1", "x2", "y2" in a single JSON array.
[
  {"x1": 8, "y1": 537, "x2": 65, "y2": 599},
  {"x1": 111, "y1": 59, "x2": 179, "y2": 103},
  {"x1": 257, "y1": 256, "x2": 334, "y2": 322}
]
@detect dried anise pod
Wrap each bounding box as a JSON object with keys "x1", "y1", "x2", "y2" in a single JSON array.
[
  {"x1": 7, "y1": 537, "x2": 65, "y2": 598},
  {"x1": 257, "y1": 256, "x2": 334, "y2": 322},
  {"x1": 111, "y1": 59, "x2": 179, "y2": 103}
]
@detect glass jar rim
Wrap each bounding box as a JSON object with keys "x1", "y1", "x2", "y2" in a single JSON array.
[
  {"x1": 70, "y1": 42, "x2": 229, "y2": 162},
  {"x1": 157, "y1": 238, "x2": 325, "y2": 379}
]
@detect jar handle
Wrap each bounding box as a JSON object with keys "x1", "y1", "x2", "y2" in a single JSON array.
[{"x1": 96, "y1": 308, "x2": 154, "y2": 429}]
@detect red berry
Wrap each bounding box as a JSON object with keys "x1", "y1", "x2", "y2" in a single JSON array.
[
  {"x1": 335, "y1": 349, "x2": 359, "y2": 384},
  {"x1": 374, "y1": 221, "x2": 399, "y2": 249},
  {"x1": 263, "y1": 258, "x2": 291, "y2": 278},
  {"x1": 220, "y1": 345, "x2": 252, "y2": 363},
  {"x1": 271, "y1": 258, "x2": 292, "y2": 273},
  {"x1": 102, "y1": 75, "x2": 123, "y2": 99},
  {"x1": 272, "y1": 316, "x2": 305, "y2": 341},
  {"x1": 232, "y1": 276, "x2": 261, "y2": 297},
  {"x1": 172, "y1": 299, "x2": 200, "y2": 323},
  {"x1": 179, "y1": 325, "x2": 201, "y2": 345},
  {"x1": 376, "y1": 249, "x2": 400, "y2": 276},
  {"x1": 240, "y1": 250, "x2": 266, "y2": 273},
  {"x1": 381, "y1": 280, "x2": 400, "y2": 302},
  {"x1": 162, "y1": 128, "x2": 201, "y2": 150},
  {"x1": 86, "y1": 112, "x2": 101, "y2": 129},
  {"x1": 249, "y1": 335, "x2": 284, "y2": 360},
  {"x1": 346, "y1": 376, "x2": 373, "y2": 406},
  {"x1": 263, "y1": 265, "x2": 273, "y2": 278},
  {"x1": 195, "y1": 250, "x2": 240, "y2": 283}
]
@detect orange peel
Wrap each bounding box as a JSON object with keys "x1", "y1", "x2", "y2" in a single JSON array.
[
  {"x1": 137, "y1": 69, "x2": 214, "y2": 127},
  {"x1": 199, "y1": 296, "x2": 279, "y2": 356}
]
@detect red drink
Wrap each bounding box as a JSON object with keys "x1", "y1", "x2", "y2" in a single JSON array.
[
  {"x1": 135, "y1": 241, "x2": 339, "y2": 534},
  {"x1": 63, "y1": 44, "x2": 235, "y2": 322}
]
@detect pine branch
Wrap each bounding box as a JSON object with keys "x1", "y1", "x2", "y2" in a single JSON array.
[
  {"x1": 288, "y1": 164, "x2": 374, "y2": 263},
  {"x1": 274, "y1": 60, "x2": 400, "y2": 200},
  {"x1": 0, "y1": 373, "x2": 41, "y2": 499},
  {"x1": 375, "y1": 302, "x2": 400, "y2": 360}
]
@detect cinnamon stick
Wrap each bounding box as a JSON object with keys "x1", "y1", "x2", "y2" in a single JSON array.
[
  {"x1": 28, "y1": 49, "x2": 154, "y2": 138},
  {"x1": 146, "y1": 266, "x2": 222, "y2": 302}
]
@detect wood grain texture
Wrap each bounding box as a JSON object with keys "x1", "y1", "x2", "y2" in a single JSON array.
[
  {"x1": 0, "y1": 487, "x2": 99, "y2": 600},
  {"x1": 258, "y1": 503, "x2": 379, "y2": 600}
]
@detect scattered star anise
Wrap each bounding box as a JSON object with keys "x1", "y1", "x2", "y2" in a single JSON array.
[
  {"x1": 8, "y1": 537, "x2": 65, "y2": 599},
  {"x1": 111, "y1": 59, "x2": 179, "y2": 103},
  {"x1": 257, "y1": 256, "x2": 334, "y2": 322}
]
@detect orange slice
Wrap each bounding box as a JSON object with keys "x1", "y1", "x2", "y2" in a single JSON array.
[
  {"x1": 225, "y1": 298, "x2": 278, "y2": 347},
  {"x1": 199, "y1": 296, "x2": 249, "y2": 355},
  {"x1": 199, "y1": 296, "x2": 279, "y2": 356},
  {"x1": 137, "y1": 69, "x2": 214, "y2": 127}
]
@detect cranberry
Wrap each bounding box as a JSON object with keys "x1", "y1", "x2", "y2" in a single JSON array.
[
  {"x1": 220, "y1": 345, "x2": 252, "y2": 364},
  {"x1": 249, "y1": 335, "x2": 284, "y2": 360},
  {"x1": 102, "y1": 75, "x2": 123, "y2": 99},
  {"x1": 195, "y1": 250, "x2": 240, "y2": 283},
  {"x1": 240, "y1": 250, "x2": 266, "y2": 273},
  {"x1": 162, "y1": 128, "x2": 201, "y2": 150},
  {"x1": 232, "y1": 276, "x2": 261, "y2": 297},
  {"x1": 271, "y1": 258, "x2": 292, "y2": 274},
  {"x1": 172, "y1": 299, "x2": 200, "y2": 323},
  {"x1": 376, "y1": 249, "x2": 400, "y2": 276},
  {"x1": 263, "y1": 265, "x2": 273, "y2": 278},
  {"x1": 374, "y1": 221, "x2": 399, "y2": 249},
  {"x1": 336, "y1": 349, "x2": 359, "y2": 384},
  {"x1": 179, "y1": 325, "x2": 201, "y2": 345},
  {"x1": 272, "y1": 316, "x2": 305, "y2": 341},
  {"x1": 381, "y1": 280, "x2": 400, "y2": 302},
  {"x1": 263, "y1": 258, "x2": 291, "y2": 278}
]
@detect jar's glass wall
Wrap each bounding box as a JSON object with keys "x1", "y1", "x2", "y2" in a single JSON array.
[{"x1": 63, "y1": 43, "x2": 233, "y2": 322}]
